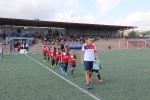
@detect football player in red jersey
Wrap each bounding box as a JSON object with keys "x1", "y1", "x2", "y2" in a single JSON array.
[
  {"x1": 42, "y1": 46, "x2": 47, "y2": 62},
  {"x1": 46, "y1": 46, "x2": 50, "y2": 61},
  {"x1": 55, "y1": 48, "x2": 61, "y2": 67},
  {"x1": 69, "y1": 50, "x2": 77, "y2": 78},
  {"x1": 49, "y1": 48, "x2": 56, "y2": 69},
  {"x1": 61, "y1": 47, "x2": 69, "y2": 75}
]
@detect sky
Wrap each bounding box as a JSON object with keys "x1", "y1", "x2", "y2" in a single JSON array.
[{"x1": 0, "y1": 0, "x2": 150, "y2": 30}]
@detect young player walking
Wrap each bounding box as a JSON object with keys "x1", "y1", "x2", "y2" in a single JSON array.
[
  {"x1": 69, "y1": 50, "x2": 77, "y2": 78},
  {"x1": 89, "y1": 58, "x2": 103, "y2": 83},
  {"x1": 61, "y1": 47, "x2": 69, "y2": 75}
]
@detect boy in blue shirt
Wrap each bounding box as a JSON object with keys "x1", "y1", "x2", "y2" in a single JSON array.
[{"x1": 89, "y1": 58, "x2": 103, "y2": 83}]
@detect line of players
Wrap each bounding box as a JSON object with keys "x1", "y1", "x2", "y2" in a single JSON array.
[
  {"x1": 42, "y1": 44, "x2": 103, "y2": 84},
  {"x1": 42, "y1": 44, "x2": 76, "y2": 78}
]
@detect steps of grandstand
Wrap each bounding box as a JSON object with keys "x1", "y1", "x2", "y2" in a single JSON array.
[
  {"x1": 29, "y1": 38, "x2": 124, "y2": 51},
  {"x1": 94, "y1": 39, "x2": 122, "y2": 49},
  {"x1": 2, "y1": 38, "x2": 149, "y2": 53}
]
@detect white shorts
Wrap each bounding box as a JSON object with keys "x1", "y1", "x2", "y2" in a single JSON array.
[{"x1": 0, "y1": 50, "x2": 2, "y2": 53}]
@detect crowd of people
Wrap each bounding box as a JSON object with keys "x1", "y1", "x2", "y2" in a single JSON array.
[
  {"x1": 1, "y1": 30, "x2": 46, "y2": 40},
  {"x1": 41, "y1": 37, "x2": 103, "y2": 89},
  {"x1": 0, "y1": 43, "x2": 10, "y2": 57},
  {"x1": 42, "y1": 33, "x2": 85, "y2": 45},
  {"x1": 14, "y1": 42, "x2": 29, "y2": 51}
]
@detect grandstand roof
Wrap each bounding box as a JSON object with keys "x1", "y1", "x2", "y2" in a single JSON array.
[{"x1": 0, "y1": 17, "x2": 137, "y2": 30}]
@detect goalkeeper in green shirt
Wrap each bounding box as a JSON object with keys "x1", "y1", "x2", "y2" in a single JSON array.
[{"x1": 89, "y1": 58, "x2": 103, "y2": 83}]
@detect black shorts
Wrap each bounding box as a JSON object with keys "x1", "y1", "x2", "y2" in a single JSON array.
[
  {"x1": 91, "y1": 69, "x2": 99, "y2": 73},
  {"x1": 70, "y1": 64, "x2": 76, "y2": 67},
  {"x1": 51, "y1": 60, "x2": 55, "y2": 66}
]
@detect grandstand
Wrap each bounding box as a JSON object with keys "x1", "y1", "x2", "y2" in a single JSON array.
[{"x1": 0, "y1": 17, "x2": 138, "y2": 52}]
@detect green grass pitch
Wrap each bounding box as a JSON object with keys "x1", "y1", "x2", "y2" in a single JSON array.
[{"x1": 0, "y1": 49, "x2": 150, "y2": 100}]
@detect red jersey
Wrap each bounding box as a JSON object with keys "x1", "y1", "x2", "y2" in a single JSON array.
[
  {"x1": 69, "y1": 54, "x2": 77, "y2": 65},
  {"x1": 48, "y1": 49, "x2": 52, "y2": 55},
  {"x1": 55, "y1": 52, "x2": 61, "y2": 60},
  {"x1": 61, "y1": 52, "x2": 69, "y2": 62},
  {"x1": 42, "y1": 48, "x2": 47, "y2": 55},
  {"x1": 46, "y1": 49, "x2": 50, "y2": 56},
  {"x1": 49, "y1": 52, "x2": 55, "y2": 61}
]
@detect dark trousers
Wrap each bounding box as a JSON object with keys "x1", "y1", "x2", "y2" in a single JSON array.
[{"x1": 62, "y1": 62, "x2": 68, "y2": 72}]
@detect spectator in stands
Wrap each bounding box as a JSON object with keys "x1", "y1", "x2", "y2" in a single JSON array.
[
  {"x1": 33, "y1": 33, "x2": 35, "y2": 38},
  {"x1": 22, "y1": 32, "x2": 25, "y2": 37},
  {"x1": 21, "y1": 43, "x2": 23, "y2": 49},
  {"x1": 8, "y1": 38, "x2": 11, "y2": 44},
  {"x1": 0, "y1": 43, "x2": 2, "y2": 58},
  {"x1": 2, "y1": 44, "x2": 6, "y2": 54},
  {"x1": 23, "y1": 43, "x2": 25, "y2": 49},
  {"x1": 17, "y1": 43, "x2": 20, "y2": 51},
  {"x1": 32, "y1": 39, "x2": 34, "y2": 45},
  {"x1": 6, "y1": 30, "x2": 10, "y2": 37},
  {"x1": 38, "y1": 33, "x2": 42, "y2": 39},
  {"x1": 35, "y1": 31, "x2": 38, "y2": 38},
  {"x1": 25, "y1": 43, "x2": 28, "y2": 51},
  {"x1": 35, "y1": 38, "x2": 38, "y2": 45},
  {"x1": 10, "y1": 43, "x2": 13, "y2": 52},
  {"x1": 3, "y1": 31, "x2": 6, "y2": 40},
  {"x1": 0, "y1": 43, "x2": 3, "y2": 59},
  {"x1": 29, "y1": 40, "x2": 32, "y2": 46},
  {"x1": 25, "y1": 31, "x2": 28, "y2": 37},
  {"x1": 12, "y1": 31, "x2": 16, "y2": 37},
  {"x1": 24, "y1": 43, "x2": 26, "y2": 49},
  {"x1": 14, "y1": 43, "x2": 17, "y2": 51},
  {"x1": 61, "y1": 42, "x2": 64, "y2": 51}
]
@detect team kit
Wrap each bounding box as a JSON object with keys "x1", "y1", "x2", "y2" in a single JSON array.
[{"x1": 42, "y1": 42, "x2": 103, "y2": 89}]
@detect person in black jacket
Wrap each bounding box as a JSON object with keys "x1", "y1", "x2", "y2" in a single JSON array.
[
  {"x1": 3, "y1": 31, "x2": 6, "y2": 40},
  {"x1": 61, "y1": 42, "x2": 64, "y2": 51}
]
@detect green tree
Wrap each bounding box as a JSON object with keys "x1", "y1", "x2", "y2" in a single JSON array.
[
  {"x1": 128, "y1": 31, "x2": 137, "y2": 37},
  {"x1": 141, "y1": 31, "x2": 150, "y2": 37},
  {"x1": 143, "y1": 31, "x2": 150, "y2": 36}
]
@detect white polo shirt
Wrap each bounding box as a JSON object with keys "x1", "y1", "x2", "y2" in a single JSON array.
[
  {"x1": 0, "y1": 46, "x2": 2, "y2": 53},
  {"x1": 26, "y1": 43, "x2": 28, "y2": 47},
  {"x1": 82, "y1": 43, "x2": 96, "y2": 61}
]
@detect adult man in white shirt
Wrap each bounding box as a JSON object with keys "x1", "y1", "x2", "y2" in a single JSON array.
[
  {"x1": 21, "y1": 43, "x2": 23, "y2": 49},
  {"x1": 26, "y1": 43, "x2": 28, "y2": 51},
  {"x1": 81, "y1": 37, "x2": 98, "y2": 89},
  {"x1": 22, "y1": 43, "x2": 25, "y2": 49},
  {"x1": 0, "y1": 43, "x2": 2, "y2": 58}
]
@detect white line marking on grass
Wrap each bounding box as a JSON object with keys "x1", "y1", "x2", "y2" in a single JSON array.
[{"x1": 26, "y1": 55, "x2": 101, "y2": 100}]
